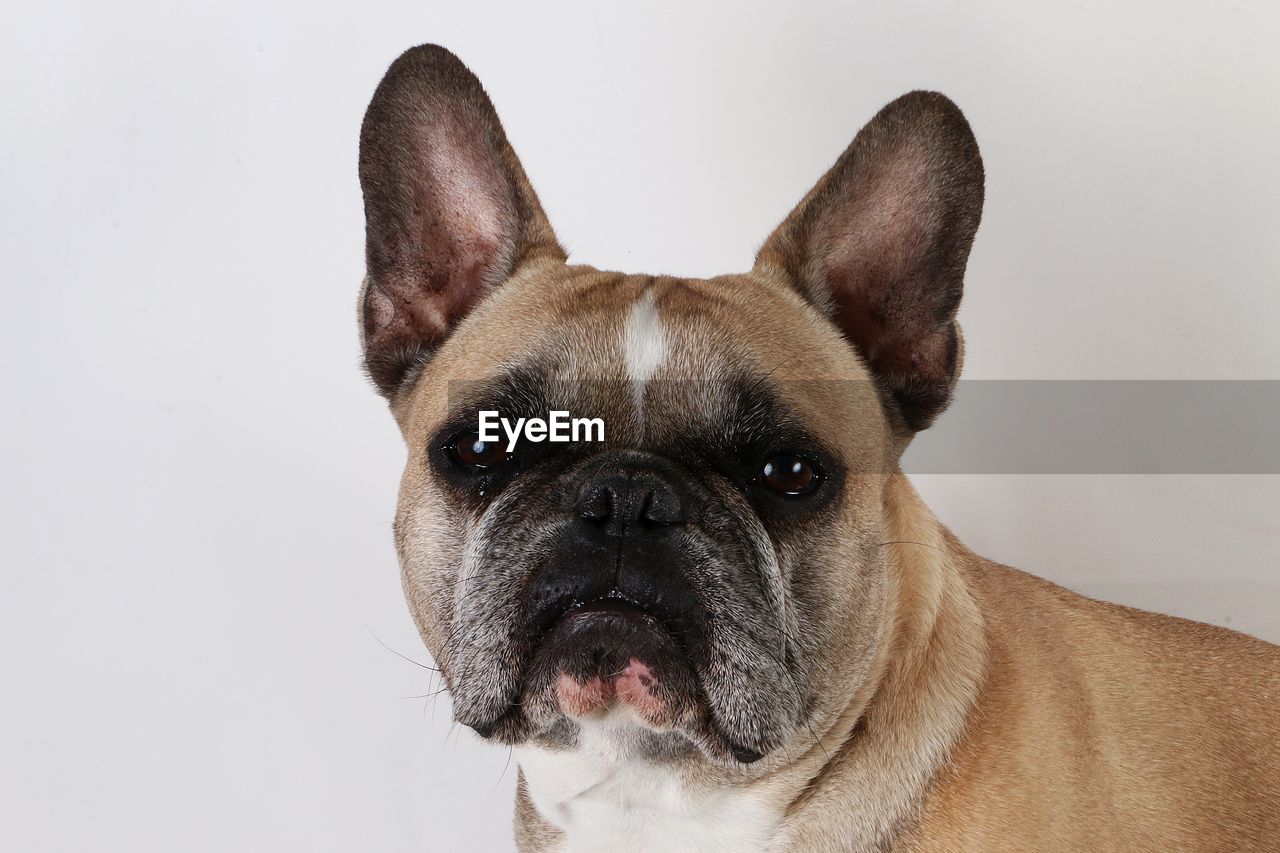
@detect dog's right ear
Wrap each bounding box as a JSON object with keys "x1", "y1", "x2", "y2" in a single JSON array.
[{"x1": 358, "y1": 45, "x2": 565, "y2": 398}]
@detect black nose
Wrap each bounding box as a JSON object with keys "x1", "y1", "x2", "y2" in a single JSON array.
[
  {"x1": 573, "y1": 470, "x2": 685, "y2": 534},
  {"x1": 525, "y1": 456, "x2": 701, "y2": 644}
]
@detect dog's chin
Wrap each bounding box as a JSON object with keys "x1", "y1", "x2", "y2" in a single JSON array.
[
  {"x1": 473, "y1": 601, "x2": 781, "y2": 765},
  {"x1": 529, "y1": 600, "x2": 702, "y2": 730}
]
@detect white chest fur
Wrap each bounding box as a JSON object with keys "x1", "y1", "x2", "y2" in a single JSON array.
[{"x1": 517, "y1": 713, "x2": 781, "y2": 853}]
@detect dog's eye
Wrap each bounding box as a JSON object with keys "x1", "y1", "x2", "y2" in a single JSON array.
[
  {"x1": 758, "y1": 454, "x2": 821, "y2": 495},
  {"x1": 450, "y1": 432, "x2": 509, "y2": 469}
]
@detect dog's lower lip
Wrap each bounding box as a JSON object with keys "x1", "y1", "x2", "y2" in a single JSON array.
[
  {"x1": 525, "y1": 596, "x2": 677, "y2": 665},
  {"x1": 559, "y1": 598, "x2": 658, "y2": 625}
]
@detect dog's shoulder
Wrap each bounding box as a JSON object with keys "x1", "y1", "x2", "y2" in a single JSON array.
[
  {"x1": 903, "y1": 554, "x2": 1280, "y2": 851},
  {"x1": 966, "y1": 556, "x2": 1280, "y2": 685}
]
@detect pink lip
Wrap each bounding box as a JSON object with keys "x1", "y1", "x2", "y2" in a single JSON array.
[{"x1": 554, "y1": 659, "x2": 666, "y2": 722}]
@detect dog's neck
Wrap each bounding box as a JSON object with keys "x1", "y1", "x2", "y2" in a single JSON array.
[
  {"x1": 513, "y1": 474, "x2": 988, "y2": 852},
  {"x1": 764, "y1": 474, "x2": 988, "y2": 850}
]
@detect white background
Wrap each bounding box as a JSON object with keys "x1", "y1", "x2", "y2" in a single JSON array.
[{"x1": 3, "y1": 2, "x2": 1278, "y2": 851}]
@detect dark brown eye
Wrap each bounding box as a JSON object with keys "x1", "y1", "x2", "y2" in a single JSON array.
[
  {"x1": 450, "y1": 432, "x2": 509, "y2": 469},
  {"x1": 759, "y1": 454, "x2": 821, "y2": 495}
]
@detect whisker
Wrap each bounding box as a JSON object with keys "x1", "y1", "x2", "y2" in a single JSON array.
[
  {"x1": 491, "y1": 747, "x2": 515, "y2": 793},
  {"x1": 368, "y1": 628, "x2": 440, "y2": 672},
  {"x1": 877, "y1": 539, "x2": 947, "y2": 555}
]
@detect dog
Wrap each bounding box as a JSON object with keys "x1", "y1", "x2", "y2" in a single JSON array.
[{"x1": 356, "y1": 45, "x2": 1280, "y2": 852}]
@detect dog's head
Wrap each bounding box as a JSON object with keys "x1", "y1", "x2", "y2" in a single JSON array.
[{"x1": 358, "y1": 46, "x2": 982, "y2": 768}]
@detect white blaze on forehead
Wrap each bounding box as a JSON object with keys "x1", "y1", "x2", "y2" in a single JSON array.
[{"x1": 623, "y1": 289, "x2": 668, "y2": 384}]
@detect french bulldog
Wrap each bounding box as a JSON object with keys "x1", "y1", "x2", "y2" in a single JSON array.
[{"x1": 356, "y1": 45, "x2": 1280, "y2": 852}]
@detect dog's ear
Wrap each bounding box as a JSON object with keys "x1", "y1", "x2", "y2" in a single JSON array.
[
  {"x1": 358, "y1": 45, "x2": 565, "y2": 398},
  {"x1": 755, "y1": 91, "x2": 983, "y2": 432}
]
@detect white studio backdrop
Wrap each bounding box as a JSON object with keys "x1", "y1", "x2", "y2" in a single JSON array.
[{"x1": 2, "y1": 2, "x2": 1278, "y2": 851}]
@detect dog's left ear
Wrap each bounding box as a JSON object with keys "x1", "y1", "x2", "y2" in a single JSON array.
[
  {"x1": 358, "y1": 45, "x2": 565, "y2": 399},
  {"x1": 755, "y1": 91, "x2": 984, "y2": 432}
]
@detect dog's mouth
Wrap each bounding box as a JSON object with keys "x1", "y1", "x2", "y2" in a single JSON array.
[
  {"x1": 551, "y1": 597, "x2": 664, "y2": 633},
  {"x1": 464, "y1": 580, "x2": 777, "y2": 765},
  {"x1": 529, "y1": 595, "x2": 703, "y2": 727}
]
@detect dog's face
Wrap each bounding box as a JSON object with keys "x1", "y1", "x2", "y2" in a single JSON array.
[{"x1": 358, "y1": 46, "x2": 982, "y2": 769}]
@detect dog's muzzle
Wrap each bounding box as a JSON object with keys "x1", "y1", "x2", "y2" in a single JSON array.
[{"x1": 523, "y1": 452, "x2": 710, "y2": 725}]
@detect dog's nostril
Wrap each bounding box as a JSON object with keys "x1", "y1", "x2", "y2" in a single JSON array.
[
  {"x1": 640, "y1": 488, "x2": 683, "y2": 525},
  {"x1": 572, "y1": 470, "x2": 684, "y2": 531},
  {"x1": 575, "y1": 483, "x2": 613, "y2": 522}
]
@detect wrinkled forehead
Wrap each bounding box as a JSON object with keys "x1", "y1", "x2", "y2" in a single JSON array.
[{"x1": 405, "y1": 267, "x2": 885, "y2": 450}]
